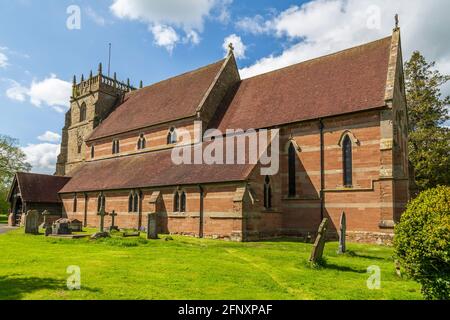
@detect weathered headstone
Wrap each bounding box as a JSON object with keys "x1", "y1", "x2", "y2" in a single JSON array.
[
  {"x1": 97, "y1": 206, "x2": 108, "y2": 232},
  {"x1": 309, "y1": 218, "x2": 329, "y2": 264},
  {"x1": 52, "y1": 218, "x2": 72, "y2": 235},
  {"x1": 41, "y1": 210, "x2": 52, "y2": 229},
  {"x1": 337, "y1": 212, "x2": 346, "y2": 254},
  {"x1": 147, "y1": 213, "x2": 158, "y2": 239},
  {"x1": 69, "y1": 219, "x2": 83, "y2": 232},
  {"x1": 24, "y1": 210, "x2": 40, "y2": 234},
  {"x1": 8, "y1": 212, "x2": 15, "y2": 227},
  {"x1": 109, "y1": 210, "x2": 119, "y2": 232}
]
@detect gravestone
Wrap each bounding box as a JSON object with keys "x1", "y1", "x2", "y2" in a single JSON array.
[
  {"x1": 309, "y1": 218, "x2": 329, "y2": 264},
  {"x1": 97, "y1": 207, "x2": 108, "y2": 232},
  {"x1": 109, "y1": 210, "x2": 119, "y2": 232},
  {"x1": 69, "y1": 219, "x2": 83, "y2": 232},
  {"x1": 24, "y1": 210, "x2": 40, "y2": 234},
  {"x1": 41, "y1": 210, "x2": 52, "y2": 229},
  {"x1": 52, "y1": 218, "x2": 72, "y2": 235},
  {"x1": 337, "y1": 212, "x2": 347, "y2": 254},
  {"x1": 8, "y1": 212, "x2": 15, "y2": 227},
  {"x1": 147, "y1": 213, "x2": 158, "y2": 239}
]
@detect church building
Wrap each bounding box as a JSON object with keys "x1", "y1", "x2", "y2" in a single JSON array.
[{"x1": 9, "y1": 27, "x2": 411, "y2": 243}]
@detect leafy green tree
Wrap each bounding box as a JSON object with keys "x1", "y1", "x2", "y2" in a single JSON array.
[
  {"x1": 0, "y1": 135, "x2": 31, "y2": 214},
  {"x1": 394, "y1": 186, "x2": 450, "y2": 300},
  {"x1": 404, "y1": 52, "x2": 450, "y2": 190}
]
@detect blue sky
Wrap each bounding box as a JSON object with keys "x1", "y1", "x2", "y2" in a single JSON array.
[{"x1": 0, "y1": 0, "x2": 449, "y2": 173}]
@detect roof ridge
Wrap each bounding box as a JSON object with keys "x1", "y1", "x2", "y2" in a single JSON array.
[
  {"x1": 17, "y1": 172, "x2": 68, "y2": 178},
  {"x1": 242, "y1": 36, "x2": 392, "y2": 81},
  {"x1": 138, "y1": 58, "x2": 226, "y2": 91}
]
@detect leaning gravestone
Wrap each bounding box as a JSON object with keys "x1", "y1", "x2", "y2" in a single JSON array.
[
  {"x1": 337, "y1": 212, "x2": 346, "y2": 254},
  {"x1": 147, "y1": 213, "x2": 158, "y2": 239},
  {"x1": 309, "y1": 218, "x2": 329, "y2": 264},
  {"x1": 24, "y1": 210, "x2": 40, "y2": 234},
  {"x1": 69, "y1": 219, "x2": 83, "y2": 232}
]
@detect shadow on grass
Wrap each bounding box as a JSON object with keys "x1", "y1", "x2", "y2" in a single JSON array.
[
  {"x1": 345, "y1": 250, "x2": 386, "y2": 261},
  {"x1": 0, "y1": 275, "x2": 100, "y2": 300}
]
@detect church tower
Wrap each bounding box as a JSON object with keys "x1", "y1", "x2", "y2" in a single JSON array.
[{"x1": 55, "y1": 64, "x2": 135, "y2": 176}]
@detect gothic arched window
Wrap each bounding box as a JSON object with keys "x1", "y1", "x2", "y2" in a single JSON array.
[
  {"x1": 173, "y1": 192, "x2": 179, "y2": 212},
  {"x1": 167, "y1": 127, "x2": 177, "y2": 145},
  {"x1": 180, "y1": 192, "x2": 186, "y2": 212},
  {"x1": 79, "y1": 103, "x2": 87, "y2": 122},
  {"x1": 97, "y1": 193, "x2": 106, "y2": 212},
  {"x1": 112, "y1": 140, "x2": 120, "y2": 154},
  {"x1": 128, "y1": 193, "x2": 134, "y2": 213},
  {"x1": 137, "y1": 134, "x2": 146, "y2": 150},
  {"x1": 342, "y1": 135, "x2": 353, "y2": 187},
  {"x1": 288, "y1": 143, "x2": 297, "y2": 197},
  {"x1": 73, "y1": 193, "x2": 77, "y2": 212},
  {"x1": 264, "y1": 176, "x2": 272, "y2": 209},
  {"x1": 133, "y1": 191, "x2": 139, "y2": 212}
]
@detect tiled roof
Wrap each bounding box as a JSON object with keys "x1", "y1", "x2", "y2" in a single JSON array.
[
  {"x1": 15, "y1": 172, "x2": 70, "y2": 203},
  {"x1": 211, "y1": 37, "x2": 392, "y2": 131},
  {"x1": 59, "y1": 146, "x2": 255, "y2": 193},
  {"x1": 88, "y1": 59, "x2": 226, "y2": 141}
]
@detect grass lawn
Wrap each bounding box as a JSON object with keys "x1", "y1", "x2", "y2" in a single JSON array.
[{"x1": 0, "y1": 228, "x2": 422, "y2": 300}]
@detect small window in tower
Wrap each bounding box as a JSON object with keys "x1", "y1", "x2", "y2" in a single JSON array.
[
  {"x1": 77, "y1": 144, "x2": 82, "y2": 154},
  {"x1": 79, "y1": 103, "x2": 87, "y2": 122},
  {"x1": 112, "y1": 140, "x2": 120, "y2": 154},
  {"x1": 91, "y1": 145, "x2": 95, "y2": 159}
]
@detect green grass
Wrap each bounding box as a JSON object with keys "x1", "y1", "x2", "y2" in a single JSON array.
[{"x1": 0, "y1": 228, "x2": 422, "y2": 300}]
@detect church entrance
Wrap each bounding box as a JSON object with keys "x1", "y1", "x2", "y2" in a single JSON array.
[{"x1": 12, "y1": 197, "x2": 23, "y2": 225}]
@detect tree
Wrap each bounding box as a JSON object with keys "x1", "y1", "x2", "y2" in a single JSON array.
[
  {"x1": 404, "y1": 52, "x2": 450, "y2": 190},
  {"x1": 394, "y1": 186, "x2": 450, "y2": 300},
  {"x1": 0, "y1": 135, "x2": 31, "y2": 214}
]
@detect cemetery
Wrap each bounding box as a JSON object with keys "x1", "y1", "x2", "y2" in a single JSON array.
[{"x1": 0, "y1": 206, "x2": 423, "y2": 300}]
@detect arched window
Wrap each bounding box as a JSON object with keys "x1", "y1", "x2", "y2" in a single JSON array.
[
  {"x1": 342, "y1": 135, "x2": 353, "y2": 187},
  {"x1": 137, "y1": 134, "x2": 146, "y2": 150},
  {"x1": 128, "y1": 193, "x2": 134, "y2": 212},
  {"x1": 264, "y1": 176, "x2": 272, "y2": 209},
  {"x1": 133, "y1": 191, "x2": 139, "y2": 212},
  {"x1": 180, "y1": 192, "x2": 186, "y2": 212},
  {"x1": 79, "y1": 103, "x2": 87, "y2": 122},
  {"x1": 288, "y1": 143, "x2": 297, "y2": 197},
  {"x1": 97, "y1": 193, "x2": 106, "y2": 212},
  {"x1": 73, "y1": 193, "x2": 77, "y2": 212},
  {"x1": 112, "y1": 140, "x2": 120, "y2": 154},
  {"x1": 91, "y1": 145, "x2": 95, "y2": 159},
  {"x1": 173, "y1": 192, "x2": 179, "y2": 212},
  {"x1": 167, "y1": 127, "x2": 177, "y2": 145}
]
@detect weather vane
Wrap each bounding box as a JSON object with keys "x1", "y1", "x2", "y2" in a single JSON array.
[
  {"x1": 228, "y1": 42, "x2": 234, "y2": 54},
  {"x1": 395, "y1": 14, "x2": 399, "y2": 29}
]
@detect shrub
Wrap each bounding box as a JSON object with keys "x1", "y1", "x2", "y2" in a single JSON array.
[{"x1": 394, "y1": 186, "x2": 450, "y2": 300}]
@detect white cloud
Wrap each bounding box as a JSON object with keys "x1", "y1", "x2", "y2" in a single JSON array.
[
  {"x1": 6, "y1": 80, "x2": 27, "y2": 102},
  {"x1": 110, "y1": 0, "x2": 232, "y2": 51},
  {"x1": 0, "y1": 49, "x2": 8, "y2": 68},
  {"x1": 22, "y1": 143, "x2": 60, "y2": 174},
  {"x1": 38, "y1": 131, "x2": 61, "y2": 143},
  {"x1": 223, "y1": 34, "x2": 247, "y2": 59},
  {"x1": 239, "y1": 0, "x2": 450, "y2": 79},
  {"x1": 6, "y1": 74, "x2": 72, "y2": 112},
  {"x1": 150, "y1": 24, "x2": 180, "y2": 53},
  {"x1": 86, "y1": 7, "x2": 108, "y2": 26}
]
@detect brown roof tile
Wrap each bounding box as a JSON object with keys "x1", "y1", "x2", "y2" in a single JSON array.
[
  {"x1": 15, "y1": 172, "x2": 70, "y2": 203},
  {"x1": 211, "y1": 37, "x2": 392, "y2": 131},
  {"x1": 88, "y1": 59, "x2": 226, "y2": 141},
  {"x1": 59, "y1": 146, "x2": 255, "y2": 193}
]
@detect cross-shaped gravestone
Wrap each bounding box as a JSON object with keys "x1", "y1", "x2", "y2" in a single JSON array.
[
  {"x1": 97, "y1": 206, "x2": 108, "y2": 232},
  {"x1": 109, "y1": 210, "x2": 118, "y2": 232},
  {"x1": 337, "y1": 212, "x2": 347, "y2": 254},
  {"x1": 309, "y1": 218, "x2": 329, "y2": 264}
]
